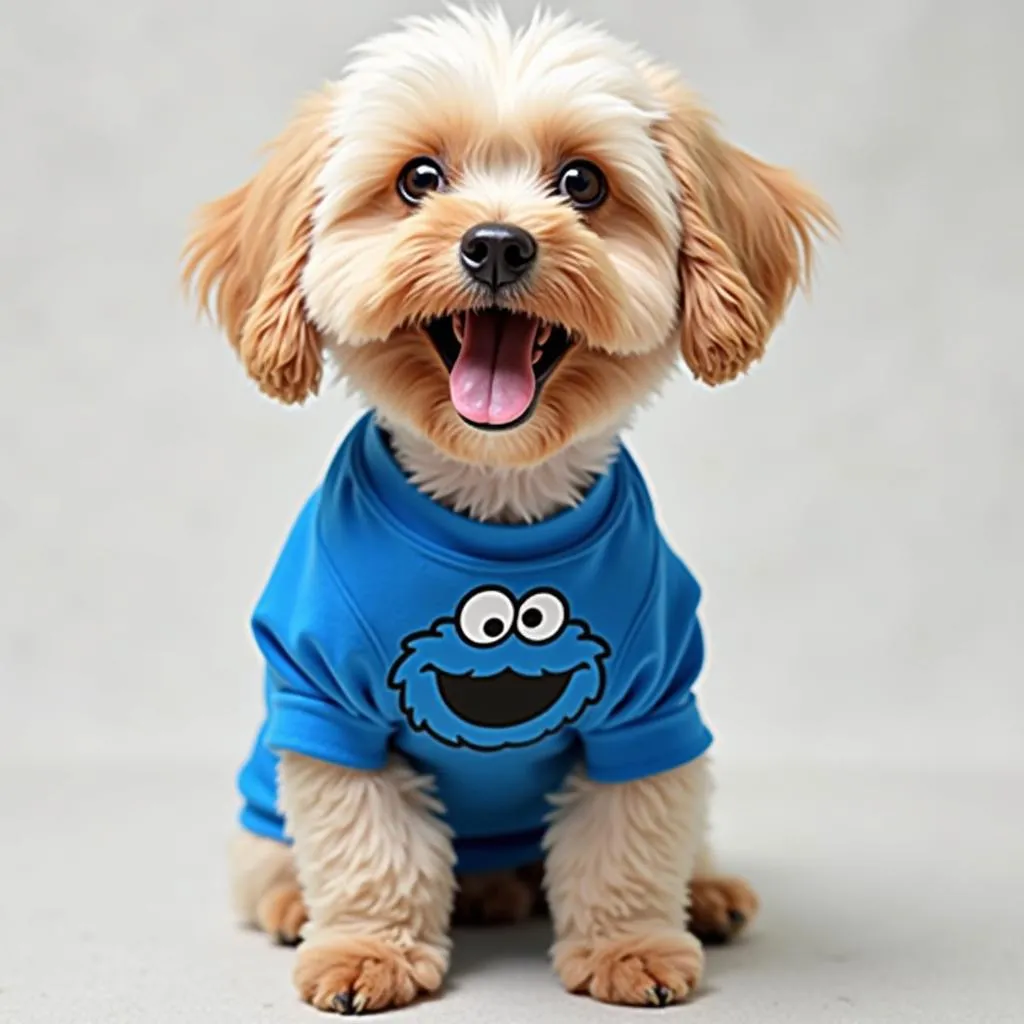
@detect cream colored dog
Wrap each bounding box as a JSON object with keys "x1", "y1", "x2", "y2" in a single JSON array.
[{"x1": 184, "y1": 6, "x2": 830, "y2": 1014}]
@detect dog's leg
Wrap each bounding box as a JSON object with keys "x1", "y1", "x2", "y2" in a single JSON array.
[
  {"x1": 229, "y1": 830, "x2": 307, "y2": 945},
  {"x1": 230, "y1": 829, "x2": 540, "y2": 937},
  {"x1": 279, "y1": 752, "x2": 456, "y2": 1015},
  {"x1": 688, "y1": 840, "x2": 760, "y2": 946},
  {"x1": 545, "y1": 758, "x2": 709, "y2": 1007}
]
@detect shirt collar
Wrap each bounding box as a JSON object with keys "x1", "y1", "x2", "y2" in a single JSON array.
[{"x1": 353, "y1": 413, "x2": 623, "y2": 562}]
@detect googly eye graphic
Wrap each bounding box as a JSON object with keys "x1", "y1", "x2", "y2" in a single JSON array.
[
  {"x1": 516, "y1": 589, "x2": 568, "y2": 645},
  {"x1": 455, "y1": 587, "x2": 516, "y2": 647}
]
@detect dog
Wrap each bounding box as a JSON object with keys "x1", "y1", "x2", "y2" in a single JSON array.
[{"x1": 183, "y1": 6, "x2": 831, "y2": 1014}]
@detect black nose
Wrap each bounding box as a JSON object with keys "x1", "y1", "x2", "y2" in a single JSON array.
[{"x1": 459, "y1": 223, "x2": 537, "y2": 289}]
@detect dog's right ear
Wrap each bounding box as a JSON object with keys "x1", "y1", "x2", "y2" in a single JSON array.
[
  {"x1": 182, "y1": 89, "x2": 334, "y2": 404},
  {"x1": 645, "y1": 64, "x2": 834, "y2": 386}
]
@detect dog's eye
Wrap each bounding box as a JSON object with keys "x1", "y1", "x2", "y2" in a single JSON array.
[
  {"x1": 516, "y1": 590, "x2": 568, "y2": 644},
  {"x1": 456, "y1": 587, "x2": 516, "y2": 647},
  {"x1": 397, "y1": 157, "x2": 446, "y2": 205},
  {"x1": 556, "y1": 160, "x2": 607, "y2": 210}
]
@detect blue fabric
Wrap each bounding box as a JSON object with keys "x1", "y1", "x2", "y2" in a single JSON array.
[{"x1": 238, "y1": 413, "x2": 713, "y2": 873}]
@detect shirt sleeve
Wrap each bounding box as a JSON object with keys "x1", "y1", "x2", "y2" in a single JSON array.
[
  {"x1": 250, "y1": 492, "x2": 393, "y2": 772},
  {"x1": 579, "y1": 547, "x2": 713, "y2": 784}
]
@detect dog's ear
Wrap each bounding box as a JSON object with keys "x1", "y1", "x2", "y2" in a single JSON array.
[
  {"x1": 647, "y1": 67, "x2": 834, "y2": 385},
  {"x1": 182, "y1": 89, "x2": 334, "y2": 404}
]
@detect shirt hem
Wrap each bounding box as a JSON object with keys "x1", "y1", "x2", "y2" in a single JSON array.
[
  {"x1": 266, "y1": 693, "x2": 391, "y2": 773},
  {"x1": 265, "y1": 733, "x2": 391, "y2": 774},
  {"x1": 584, "y1": 728, "x2": 713, "y2": 785},
  {"x1": 239, "y1": 806, "x2": 290, "y2": 845}
]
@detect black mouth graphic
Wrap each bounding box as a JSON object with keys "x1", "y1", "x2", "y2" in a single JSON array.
[
  {"x1": 434, "y1": 667, "x2": 576, "y2": 728},
  {"x1": 424, "y1": 310, "x2": 573, "y2": 433}
]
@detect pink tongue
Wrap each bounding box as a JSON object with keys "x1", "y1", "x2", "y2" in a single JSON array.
[{"x1": 449, "y1": 311, "x2": 540, "y2": 426}]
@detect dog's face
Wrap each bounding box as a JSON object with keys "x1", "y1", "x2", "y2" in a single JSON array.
[{"x1": 185, "y1": 9, "x2": 831, "y2": 467}]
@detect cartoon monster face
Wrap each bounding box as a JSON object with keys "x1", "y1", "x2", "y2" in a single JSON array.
[{"x1": 387, "y1": 585, "x2": 611, "y2": 750}]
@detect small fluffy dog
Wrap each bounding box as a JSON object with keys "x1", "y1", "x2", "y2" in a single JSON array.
[{"x1": 184, "y1": 7, "x2": 831, "y2": 1014}]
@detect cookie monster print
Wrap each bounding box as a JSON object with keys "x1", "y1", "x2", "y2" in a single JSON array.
[{"x1": 387, "y1": 586, "x2": 611, "y2": 750}]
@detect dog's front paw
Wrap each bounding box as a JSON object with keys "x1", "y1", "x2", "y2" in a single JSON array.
[
  {"x1": 295, "y1": 936, "x2": 446, "y2": 1014},
  {"x1": 689, "y1": 875, "x2": 760, "y2": 945},
  {"x1": 553, "y1": 929, "x2": 704, "y2": 1007},
  {"x1": 257, "y1": 882, "x2": 308, "y2": 946}
]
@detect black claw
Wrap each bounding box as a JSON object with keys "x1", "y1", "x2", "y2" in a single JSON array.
[
  {"x1": 650, "y1": 984, "x2": 673, "y2": 1007},
  {"x1": 275, "y1": 931, "x2": 301, "y2": 948},
  {"x1": 728, "y1": 909, "x2": 747, "y2": 928},
  {"x1": 332, "y1": 991, "x2": 357, "y2": 1015},
  {"x1": 695, "y1": 929, "x2": 731, "y2": 947}
]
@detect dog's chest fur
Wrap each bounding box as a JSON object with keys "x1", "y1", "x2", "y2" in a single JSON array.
[{"x1": 386, "y1": 421, "x2": 625, "y2": 524}]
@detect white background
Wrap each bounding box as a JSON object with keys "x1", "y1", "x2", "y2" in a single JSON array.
[{"x1": 2, "y1": 2, "x2": 1022, "y2": 1022}]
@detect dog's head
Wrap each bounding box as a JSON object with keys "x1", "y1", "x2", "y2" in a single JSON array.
[{"x1": 184, "y1": 8, "x2": 832, "y2": 467}]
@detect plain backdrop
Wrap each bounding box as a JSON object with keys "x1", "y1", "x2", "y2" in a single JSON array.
[{"x1": 1, "y1": 2, "x2": 1022, "y2": 1023}]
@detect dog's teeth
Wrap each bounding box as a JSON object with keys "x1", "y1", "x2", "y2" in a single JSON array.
[
  {"x1": 536, "y1": 322, "x2": 553, "y2": 347},
  {"x1": 452, "y1": 312, "x2": 465, "y2": 344}
]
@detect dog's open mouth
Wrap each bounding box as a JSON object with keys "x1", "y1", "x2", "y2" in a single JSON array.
[{"x1": 425, "y1": 310, "x2": 573, "y2": 430}]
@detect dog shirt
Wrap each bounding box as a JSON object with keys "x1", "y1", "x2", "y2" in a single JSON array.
[{"x1": 237, "y1": 412, "x2": 712, "y2": 873}]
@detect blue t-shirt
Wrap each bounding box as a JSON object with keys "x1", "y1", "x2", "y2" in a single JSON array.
[{"x1": 238, "y1": 413, "x2": 712, "y2": 873}]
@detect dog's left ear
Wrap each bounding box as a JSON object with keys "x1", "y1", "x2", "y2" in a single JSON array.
[
  {"x1": 647, "y1": 67, "x2": 835, "y2": 385},
  {"x1": 182, "y1": 89, "x2": 334, "y2": 404}
]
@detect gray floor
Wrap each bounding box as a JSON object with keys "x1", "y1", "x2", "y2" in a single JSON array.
[
  {"x1": 3, "y1": 0, "x2": 1024, "y2": 1021},
  {"x1": 4, "y1": 758, "x2": 1022, "y2": 1023}
]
